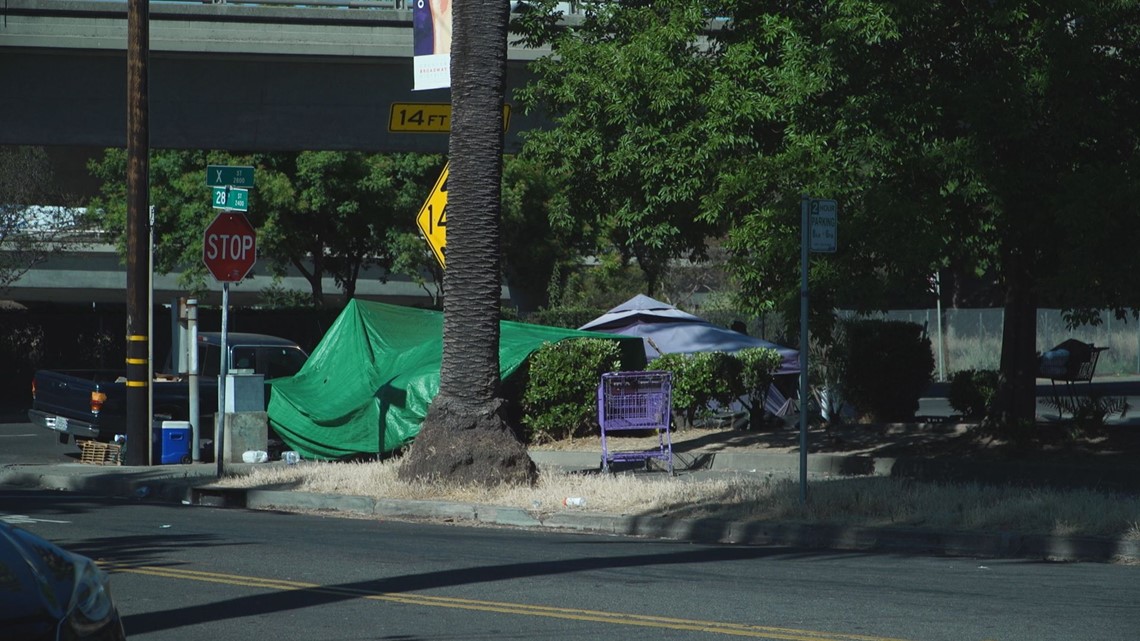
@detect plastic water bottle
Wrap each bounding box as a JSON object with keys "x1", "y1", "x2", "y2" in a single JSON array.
[
  {"x1": 563, "y1": 497, "x2": 586, "y2": 507},
  {"x1": 282, "y1": 451, "x2": 300, "y2": 465}
]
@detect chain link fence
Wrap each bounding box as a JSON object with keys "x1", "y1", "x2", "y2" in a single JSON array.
[{"x1": 866, "y1": 309, "x2": 1140, "y2": 379}]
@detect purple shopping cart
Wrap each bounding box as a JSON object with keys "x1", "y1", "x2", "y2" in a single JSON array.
[{"x1": 598, "y1": 371, "x2": 673, "y2": 474}]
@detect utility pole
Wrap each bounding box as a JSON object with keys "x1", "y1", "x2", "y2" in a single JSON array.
[{"x1": 124, "y1": 0, "x2": 150, "y2": 466}]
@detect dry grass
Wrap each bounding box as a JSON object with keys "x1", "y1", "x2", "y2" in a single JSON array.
[{"x1": 214, "y1": 457, "x2": 1140, "y2": 540}]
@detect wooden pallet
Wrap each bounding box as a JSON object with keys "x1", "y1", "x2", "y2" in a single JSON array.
[{"x1": 79, "y1": 441, "x2": 122, "y2": 466}]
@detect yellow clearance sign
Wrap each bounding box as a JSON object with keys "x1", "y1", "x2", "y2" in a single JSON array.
[
  {"x1": 389, "y1": 103, "x2": 512, "y2": 133},
  {"x1": 416, "y1": 163, "x2": 449, "y2": 268}
]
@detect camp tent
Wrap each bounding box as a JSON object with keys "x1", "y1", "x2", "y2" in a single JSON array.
[
  {"x1": 578, "y1": 294, "x2": 799, "y2": 375},
  {"x1": 266, "y1": 299, "x2": 646, "y2": 460},
  {"x1": 579, "y1": 295, "x2": 799, "y2": 416}
]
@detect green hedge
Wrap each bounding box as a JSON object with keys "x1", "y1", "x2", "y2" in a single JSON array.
[
  {"x1": 948, "y1": 369, "x2": 1000, "y2": 419},
  {"x1": 649, "y1": 352, "x2": 739, "y2": 427},
  {"x1": 519, "y1": 338, "x2": 624, "y2": 443},
  {"x1": 839, "y1": 319, "x2": 934, "y2": 422}
]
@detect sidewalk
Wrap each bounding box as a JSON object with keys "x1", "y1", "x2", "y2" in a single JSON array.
[{"x1": 3, "y1": 446, "x2": 1138, "y2": 564}]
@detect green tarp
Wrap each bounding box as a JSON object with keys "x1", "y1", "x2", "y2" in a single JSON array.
[{"x1": 267, "y1": 299, "x2": 646, "y2": 460}]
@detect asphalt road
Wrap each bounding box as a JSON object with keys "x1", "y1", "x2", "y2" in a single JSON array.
[
  {"x1": 1, "y1": 489, "x2": 1137, "y2": 641},
  {"x1": 0, "y1": 417, "x2": 77, "y2": 466}
]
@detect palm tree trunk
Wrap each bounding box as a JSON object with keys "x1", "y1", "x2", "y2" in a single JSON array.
[{"x1": 399, "y1": 0, "x2": 536, "y2": 486}]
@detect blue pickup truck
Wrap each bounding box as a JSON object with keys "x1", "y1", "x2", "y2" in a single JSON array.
[{"x1": 29, "y1": 332, "x2": 308, "y2": 446}]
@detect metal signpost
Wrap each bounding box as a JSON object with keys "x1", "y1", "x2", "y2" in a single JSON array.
[
  {"x1": 203, "y1": 167, "x2": 256, "y2": 475},
  {"x1": 799, "y1": 196, "x2": 838, "y2": 504}
]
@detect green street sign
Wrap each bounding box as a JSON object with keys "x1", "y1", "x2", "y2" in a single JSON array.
[
  {"x1": 206, "y1": 165, "x2": 255, "y2": 188},
  {"x1": 212, "y1": 186, "x2": 249, "y2": 212}
]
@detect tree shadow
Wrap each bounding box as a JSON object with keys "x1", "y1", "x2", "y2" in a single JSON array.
[{"x1": 118, "y1": 543, "x2": 839, "y2": 635}]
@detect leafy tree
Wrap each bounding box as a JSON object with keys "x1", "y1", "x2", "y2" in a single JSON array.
[
  {"x1": 87, "y1": 148, "x2": 217, "y2": 293},
  {"x1": 387, "y1": 229, "x2": 444, "y2": 308},
  {"x1": 704, "y1": 1, "x2": 1140, "y2": 422},
  {"x1": 399, "y1": 0, "x2": 537, "y2": 486},
  {"x1": 257, "y1": 151, "x2": 443, "y2": 305},
  {"x1": 499, "y1": 154, "x2": 585, "y2": 311},
  {"x1": 551, "y1": 250, "x2": 647, "y2": 310},
  {"x1": 0, "y1": 147, "x2": 85, "y2": 292},
  {"x1": 517, "y1": 1, "x2": 1140, "y2": 426},
  {"x1": 87, "y1": 149, "x2": 443, "y2": 306},
  {"x1": 513, "y1": 0, "x2": 722, "y2": 295}
]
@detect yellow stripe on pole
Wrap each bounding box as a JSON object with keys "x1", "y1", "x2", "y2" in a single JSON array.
[
  {"x1": 126, "y1": 358, "x2": 147, "y2": 365},
  {"x1": 125, "y1": 381, "x2": 148, "y2": 388},
  {"x1": 127, "y1": 335, "x2": 147, "y2": 342}
]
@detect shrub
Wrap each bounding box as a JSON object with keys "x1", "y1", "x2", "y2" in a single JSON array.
[
  {"x1": 1041, "y1": 394, "x2": 1129, "y2": 436},
  {"x1": 839, "y1": 319, "x2": 934, "y2": 422},
  {"x1": 519, "y1": 338, "x2": 624, "y2": 443},
  {"x1": 736, "y1": 347, "x2": 783, "y2": 429},
  {"x1": 948, "y1": 369, "x2": 1000, "y2": 419},
  {"x1": 649, "y1": 351, "x2": 743, "y2": 427}
]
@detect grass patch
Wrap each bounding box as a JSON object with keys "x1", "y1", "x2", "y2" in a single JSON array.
[{"x1": 214, "y1": 458, "x2": 1140, "y2": 540}]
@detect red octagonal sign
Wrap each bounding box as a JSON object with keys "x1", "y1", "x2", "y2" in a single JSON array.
[{"x1": 203, "y1": 212, "x2": 257, "y2": 282}]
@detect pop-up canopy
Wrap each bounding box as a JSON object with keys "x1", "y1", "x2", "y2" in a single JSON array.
[{"x1": 579, "y1": 294, "x2": 799, "y2": 375}]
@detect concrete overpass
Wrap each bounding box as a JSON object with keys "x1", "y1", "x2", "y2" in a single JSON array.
[
  {"x1": 0, "y1": 0, "x2": 554, "y2": 154},
  {"x1": 7, "y1": 240, "x2": 461, "y2": 308}
]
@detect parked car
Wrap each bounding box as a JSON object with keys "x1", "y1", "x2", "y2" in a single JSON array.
[{"x1": 0, "y1": 521, "x2": 127, "y2": 640}]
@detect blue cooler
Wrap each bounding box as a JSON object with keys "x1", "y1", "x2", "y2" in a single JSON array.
[{"x1": 153, "y1": 420, "x2": 192, "y2": 465}]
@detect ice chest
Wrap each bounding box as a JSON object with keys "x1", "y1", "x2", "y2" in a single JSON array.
[{"x1": 153, "y1": 420, "x2": 191, "y2": 465}]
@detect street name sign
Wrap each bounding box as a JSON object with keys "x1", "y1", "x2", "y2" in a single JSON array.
[
  {"x1": 212, "y1": 186, "x2": 249, "y2": 212},
  {"x1": 810, "y1": 199, "x2": 837, "y2": 253},
  {"x1": 206, "y1": 165, "x2": 255, "y2": 188},
  {"x1": 203, "y1": 212, "x2": 257, "y2": 282},
  {"x1": 415, "y1": 163, "x2": 449, "y2": 268}
]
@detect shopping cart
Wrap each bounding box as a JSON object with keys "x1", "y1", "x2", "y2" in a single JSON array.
[
  {"x1": 597, "y1": 371, "x2": 673, "y2": 474},
  {"x1": 1038, "y1": 339, "x2": 1109, "y2": 418}
]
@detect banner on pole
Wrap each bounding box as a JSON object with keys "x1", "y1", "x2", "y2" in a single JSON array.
[{"x1": 413, "y1": 1, "x2": 452, "y2": 91}]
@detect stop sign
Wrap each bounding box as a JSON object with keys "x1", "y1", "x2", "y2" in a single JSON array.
[{"x1": 203, "y1": 212, "x2": 257, "y2": 282}]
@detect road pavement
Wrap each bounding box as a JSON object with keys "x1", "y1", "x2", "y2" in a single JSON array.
[
  {"x1": 3, "y1": 489, "x2": 1138, "y2": 641},
  {"x1": 3, "y1": 410, "x2": 1139, "y2": 564}
]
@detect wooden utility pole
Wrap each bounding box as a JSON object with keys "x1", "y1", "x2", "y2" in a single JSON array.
[{"x1": 125, "y1": 0, "x2": 150, "y2": 465}]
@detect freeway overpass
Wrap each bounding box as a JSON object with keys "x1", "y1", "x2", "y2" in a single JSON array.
[
  {"x1": 0, "y1": 0, "x2": 554, "y2": 154},
  {"x1": 3, "y1": 0, "x2": 549, "y2": 307}
]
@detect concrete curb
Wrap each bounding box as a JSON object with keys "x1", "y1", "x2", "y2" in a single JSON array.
[
  {"x1": 4, "y1": 457, "x2": 1138, "y2": 564},
  {"x1": 185, "y1": 484, "x2": 1140, "y2": 564}
]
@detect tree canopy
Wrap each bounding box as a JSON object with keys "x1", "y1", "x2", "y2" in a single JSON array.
[
  {"x1": 514, "y1": 0, "x2": 723, "y2": 295},
  {"x1": 0, "y1": 147, "x2": 85, "y2": 292},
  {"x1": 86, "y1": 149, "x2": 445, "y2": 306},
  {"x1": 513, "y1": 0, "x2": 1140, "y2": 420}
]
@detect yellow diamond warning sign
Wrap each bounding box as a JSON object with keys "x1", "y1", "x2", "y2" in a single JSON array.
[{"x1": 416, "y1": 163, "x2": 448, "y2": 268}]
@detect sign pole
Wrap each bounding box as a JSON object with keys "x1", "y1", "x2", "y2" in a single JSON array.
[
  {"x1": 216, "y1": 282, "x2": 229, "y2": 477},
  {"x1": 202, "y1": 165, "x2": 256, "y2": 475},
  {"x1": 799, "y1": 194, "x2": 810, "y2": 505}
]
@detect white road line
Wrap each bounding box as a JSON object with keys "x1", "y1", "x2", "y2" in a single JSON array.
[{"x1": 1, "y1": 514, "x2": 72, "y2": 524}]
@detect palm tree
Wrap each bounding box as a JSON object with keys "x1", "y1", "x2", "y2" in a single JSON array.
[{"x1": 398, "y1": 0, "x2": 537, "y2": 486}]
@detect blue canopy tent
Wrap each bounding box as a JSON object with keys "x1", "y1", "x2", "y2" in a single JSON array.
[{"x1": 579, "y1": 295, "x2": 799, "y2": 415}]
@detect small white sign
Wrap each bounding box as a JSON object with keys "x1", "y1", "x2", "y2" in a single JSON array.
[{"x1": 810, "y1": 199, "x2": 837, "y2": 253}]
